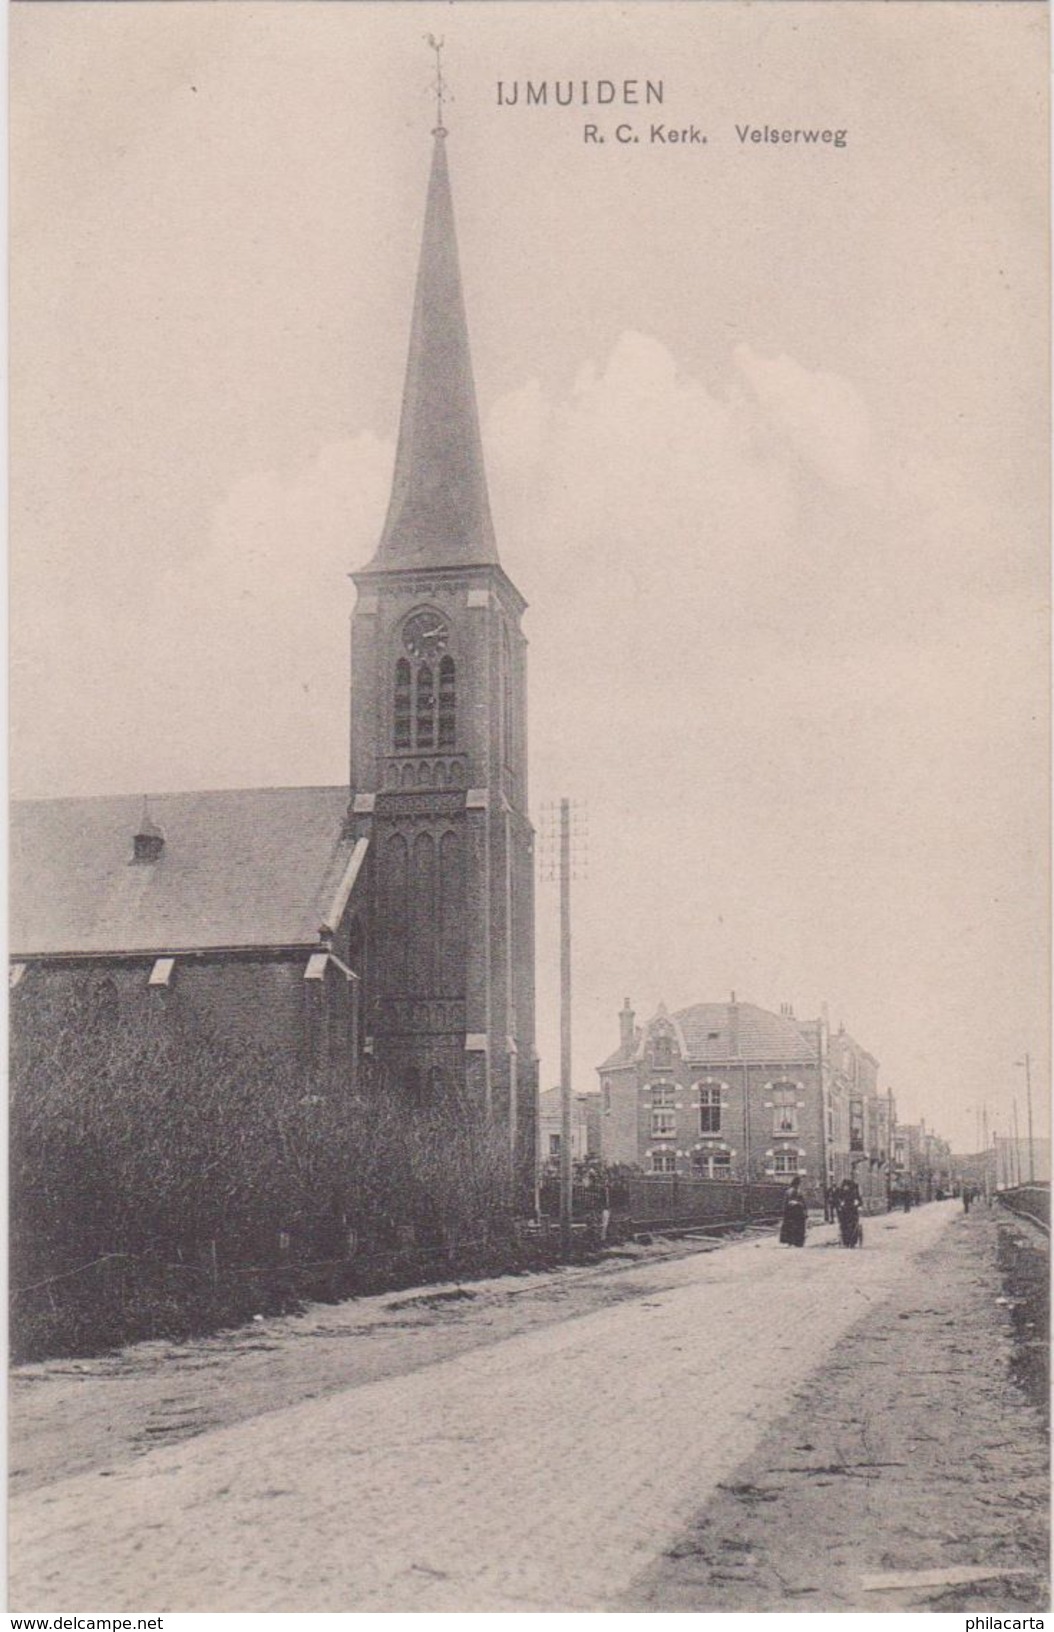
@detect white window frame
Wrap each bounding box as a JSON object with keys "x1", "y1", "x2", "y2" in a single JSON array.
[
  {"x1": 696, "y1": 1080, "x2": 723, "y2": 1135},
  {"x1": 693, "y1": 1148, "x2": 733, "y2": 1179}
]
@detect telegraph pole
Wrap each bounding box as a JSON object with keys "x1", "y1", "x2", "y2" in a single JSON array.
[
  {"x1": 540, "y1": 798, "x2": 587, "y2": 1255},
  {"x1": 559, "y1": 798, "x2": 573, "y2": 1253},
  {"x1": 1015, "y1": 1054, "x2": 1035, "y2": 1184},
  {"x1": 1012, "y1": 1098, "x2": 1022, "y2": 1186}
]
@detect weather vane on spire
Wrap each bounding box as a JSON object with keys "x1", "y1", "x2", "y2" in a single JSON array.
[{"x1": 426, "y1": 34, "x2": 448, "y2": 136}]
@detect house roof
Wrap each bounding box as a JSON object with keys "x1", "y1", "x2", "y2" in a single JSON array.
[
  {"x1": 598, "y1": 1000, "x2": 815, "y2": 1071},
  {"x1": 10, "y1": 787, "x2": 357, "y2": 958}
]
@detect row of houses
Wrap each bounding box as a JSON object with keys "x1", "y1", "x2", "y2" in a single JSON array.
[
  {"x1": 892, "y1": 1121, "x2": 954, "y2": 1201},
  {"x1": 539, "y1": 995, "x2": 952, "y2": 1213}
]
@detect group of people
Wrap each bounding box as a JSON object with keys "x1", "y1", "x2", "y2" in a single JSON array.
[{"x1": 778, "y1": 1175, "x2": 864, "y2": 1248}]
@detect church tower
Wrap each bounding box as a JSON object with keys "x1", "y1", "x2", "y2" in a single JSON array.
[{"x1": 348, "y1": 118, "x2": 536, "y2": 1173}]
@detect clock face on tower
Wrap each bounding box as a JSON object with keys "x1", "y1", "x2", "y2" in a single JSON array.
[{"x1": 402, "y1": 609, "x2": 449, "y2": 661}]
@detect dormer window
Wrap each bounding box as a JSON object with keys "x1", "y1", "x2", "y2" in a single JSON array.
[
  {"x1": 132, "y1": 801, "x2": 165, "y2": 864},
  {"x1": 651, "y1": 1033, "x2": 674, "y2": 1068}
]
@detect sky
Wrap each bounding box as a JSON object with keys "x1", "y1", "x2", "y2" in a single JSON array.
[{"x1": 10, "y1": 1, "x2": 1049, "y2": 1153}]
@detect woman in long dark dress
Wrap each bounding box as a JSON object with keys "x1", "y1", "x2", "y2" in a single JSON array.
[
  {"x1": 779, "y1": 1176, "x2": 808, "y2": 1246},
  {"x1": 836, "y1": 1177, "x2": 863, "y2": 1247}
]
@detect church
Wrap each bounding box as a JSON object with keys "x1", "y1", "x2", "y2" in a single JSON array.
[{"x1": 10, "y1": 117, "x2": 538, "y2": 1174}]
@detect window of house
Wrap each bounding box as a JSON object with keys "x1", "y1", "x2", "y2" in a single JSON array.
[
  {"x1": 693, "y1": 1149, "x2": 732, "y2": 1179},
  {"x1": 549, "y1": 1133, "x2": 561, "y2": 1157},
  {"x1": 650, "y1": 1083, "x2": 675, "y2": 1107},
  {"x1": 652, "y1": 1151, "x2": 677, "y2": 1174},
  {"x1": 698, "y1": 1083, "x2": 722, "y2": 1134},
  {"x1": 651, "y1": 1108, "x2": 676, "y2": 1138},
  {"x1": 602, "y1": 1081, "x2": 612, "y2": 1114},
  {"x1": 651, "y1": 1034, "x2": 674, "y2": 1068},
  {"x1": 438, "y1": 657, "x2": 456, "y2": 748},
  {"x1": 773, "y1": 1149, "x2": 800, "y2": 1175},
  {"x1": 849, "y1": 1098, "x2": 865, "y2": 1152},
  {"x1": 772, "y1": 1083, "x2": 798, "y2": 1135}
]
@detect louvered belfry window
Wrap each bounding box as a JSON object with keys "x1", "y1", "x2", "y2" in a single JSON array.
[
  {"x1": 394, "y1": 660, "x2": 412, "y2": 750},
  {"x1": 415, "y1": 664, "x2": 435, "y2": 748},
  {"x1": 438, "y1": 657, "x2": 456, "y2": 748},
  {"x1": 395, "y1": 655, "x2": 456, "y2": 752}
]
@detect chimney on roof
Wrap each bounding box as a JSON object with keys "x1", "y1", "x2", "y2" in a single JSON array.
[
  {"x1": 619, "y1": 997, "x2": 635, "y2": 1051},
  {"x1": 728, "y1": 992, "x2": 740, "y2": 1056},
  {"x1": 132, "y1": 798, "x2": 165, "y2": 864}
]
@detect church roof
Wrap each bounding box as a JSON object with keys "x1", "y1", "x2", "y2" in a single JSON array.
[
  {"x1": 362, "y1": 132, "x2": 499, "y2": 573},
  {"x1": 10, "y1": 787, "x2": 355, "y2": 958},
  {"x1": 598, "y1": 1001, "x2": 815, "y2": 1070}
]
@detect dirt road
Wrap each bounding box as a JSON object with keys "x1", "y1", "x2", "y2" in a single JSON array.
[
  {"x1": 622, "y1": 1206, "x2": 1048, "y2": 1613},
  {"x1": 9, "y1": 1202, "x2": 1047, "y2": 1612}
]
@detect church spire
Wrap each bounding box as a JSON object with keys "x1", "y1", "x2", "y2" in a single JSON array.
[{"x1": 366, "y1": 117, "x2": 499, "y2": 572}]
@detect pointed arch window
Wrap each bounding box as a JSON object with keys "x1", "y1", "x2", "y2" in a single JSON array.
[
  {"x1": 394, "y1": 648, "x2": 456, "y2": 753},
  {"x1": 394, "y1": 660, "x2": 412, "y2": 751},
  {"x1": 416, "y1": 665, "x2": 435, "y2": 748},
  {"x1": 437, "y1": 657, "x2": 456, "y2": 748}
]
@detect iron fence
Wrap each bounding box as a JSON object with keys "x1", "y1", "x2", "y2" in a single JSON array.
[{"x1": 538, "y1": 1174, "x2": 787, "y2": 1232}]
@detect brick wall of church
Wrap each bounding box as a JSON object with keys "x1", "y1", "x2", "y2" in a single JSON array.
[{"x1": 15, "y1": 955, "x2": 354, "y2": 1084}]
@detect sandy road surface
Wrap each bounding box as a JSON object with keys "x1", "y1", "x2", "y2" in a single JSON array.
[
  {"x1": 623, "y1": 1207, "x2": 1049, "y2": 1613},
  {"x1": 10, "y1": 1205, "x2": 962, "y2": 1611},
  {"x1": 10, "y1": 1235, "x2": 728, "y2": 1496}
]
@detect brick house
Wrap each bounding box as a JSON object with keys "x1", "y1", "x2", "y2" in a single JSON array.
[
  {"x1": 537, "y1": 1089, "x2": 601, "y2": 1169},
  {"x1": 815, "y1": 1019, "x2": 892, "y2": 1208},
  {"x1": 597, "y1": 997, "x2": 887, "y2": 1209},
  {"x1": 10, "y1": 122, "x2": 538, "y2": 1171}
]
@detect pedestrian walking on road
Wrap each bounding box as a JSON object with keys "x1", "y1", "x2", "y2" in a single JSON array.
[
  {"x1": 779, "y1": 1176, "x2": 808, "y2": 1247},
  {"x1": 962, "y1": 1183, "x2": 972, "y2": 1213},
  {"x1": 823, "y1": 1184, "x2": 837, "y2": 1224},
  {"x1": 836, "y1": 1176, "x2": 863, "y2": 1248}
]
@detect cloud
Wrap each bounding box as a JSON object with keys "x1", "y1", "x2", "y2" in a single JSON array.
[{"x1": 733, "y1": 344, "x2": 872, "y2": 490}]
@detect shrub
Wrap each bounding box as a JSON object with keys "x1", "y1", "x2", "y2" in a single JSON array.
[{"x1": 10, "y1": 990, "x2": 517, "y2": 1359}]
